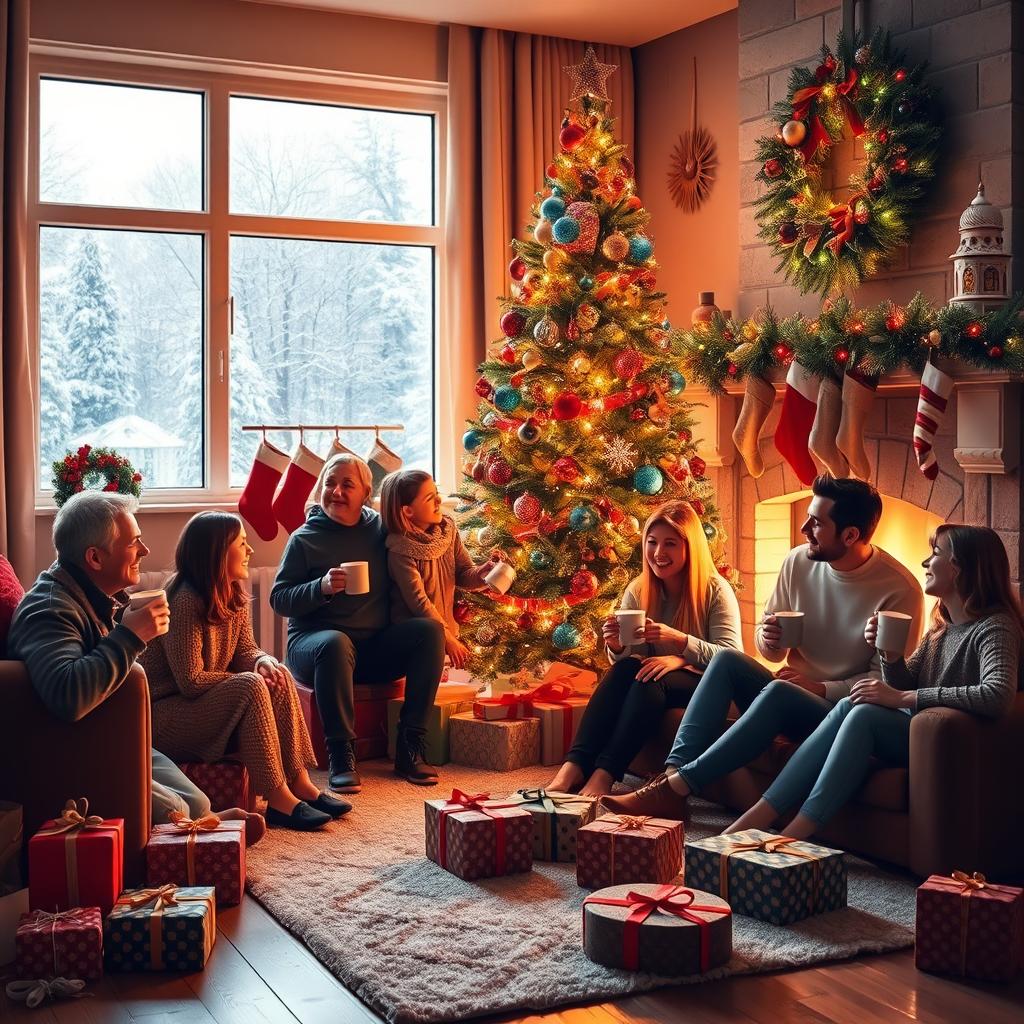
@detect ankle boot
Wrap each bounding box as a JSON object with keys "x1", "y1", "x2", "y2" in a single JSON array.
[
  {"x1": 394, "y1": 726, "x2": 439, "y2": 786},
  {"x1": 327, "y1": 738, "x2": 362, "y2": 793},
  {"x1": 599, "y1": 771, "x2": 690, "y2": 823}
]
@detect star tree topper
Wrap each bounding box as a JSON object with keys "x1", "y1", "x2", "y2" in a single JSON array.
[{"x1": 564, "y1": 44, "x2": 617, "y2": 101}]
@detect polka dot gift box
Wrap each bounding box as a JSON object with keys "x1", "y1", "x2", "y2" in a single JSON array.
[
  {"x1": 146, "y1": 814, "x2": 246, "y2": 907},
  {"x1": 15, "y1": 907, "x2": 103, "y2": 982}
]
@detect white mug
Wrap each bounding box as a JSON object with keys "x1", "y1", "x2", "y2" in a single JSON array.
[
  {"x1": 340, "y1": 561, "x2": 370, "y2": 595},
  {"x1": 128, "y1": 588, "x2": 165, "y2": 608},
  {"x1": 484, "y1": 561, "x2": 516, "y2": 594},
  {"x1": 875, "y1": 610, "x2": 913, "y2": 655},
  {"x1": 774, "y1": 611, "x2": 804, "y2": 649},
  {"x1": 614, "y1": 608, "x2": 646, "y2": 646}
]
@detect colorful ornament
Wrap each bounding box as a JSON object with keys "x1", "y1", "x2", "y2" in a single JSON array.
[
  {"x1": 499, "y1": 344, "x2": 517, "y2": 364},
  {"x1": 763, "y1": 158, "x2": 783, "y2": 179},
  {"x1": 633, "y1": 465, "x2": 664, "y2": 495},
  {"x1": 966, "y1": 321, "x2": 983, "y2": 338},
  {"x1": 835, "y1": 346, "x2": 850, "y2": 363},
  {"x1": 487, "y1": 459, "x2": 513, "y2": 486},
  {"x1": 689, "y1": 455, "x2": 706, "y2": 477},
  {"x1": 540, "y1": 196, "x2": 566, "y2": 220},
  {"x1": 628, "y1": 235, "x2": 654, "y2": 262},
  {"x1": 854, "y1": 201, "x2": 870, "y2": 225},
  {"x1": 515, "y1": 612, "x2": 537, "y2": 631},
  {"x1": 517, "y1": 419, "x2": 542, "y2": 445},
  {"x1": 630, "y1": 407, "x2": 646, "y2": 421},
  {"x1": 475, "y1": 376, "x2": 494, "y2": 398},
  {"x1": 892, "y1": 157, "x2": 909, "y2": 174},
  {"x1": 601, "y1": 436, "x2": 638, "y2": 475},
  {"x1": 551, "y1": 391, "x2": 583, "y2": 420},
  {"x1": 482, "y1": 411, "x2": 498, "y2": 428},
  {"x1": 493, "y1": 386, "x2": 522, "y2": 412},
  {"x1": 521, "y1": 349, "x2": 543, "y2": 371},
  {"x1": 570, "y1": 570, "x2": 599, "y2": 599},
  {"x1": 778, "y1": 221, "x2": 799, "y2": 245},
  {"x1": 500, "y1": 310, "x2": 525, "y2": 338},
  {"x1": 702, "y1": 522, "x2": 718, "y2": 542},
  {"x1": 664, "y1": 370, "x2": 686, "y2": 396},
  {"x1": 513, "y1": 492, "x2": 542, "y2": 525},
  {"x1": 552, "y1": 456, "x2": 582, "y2": 483},
  {"x1": 579, "y1": 275, "x2": 595, "y2": 291},
  {"x1": 568, "y1": 504, "x2": 599, "y2": 531},
  {"x1": 989, "y1": 345, "x2": 1004, "y2": 359},
  {"x1": 471, "y1": 459, "x2": 486, "y2": 482},
  {"x1": 925, "y1": 329, "x2": 942, "y2": 347},
  {"x1": 463, "y1": 429, "x2": 484, "y2": 451},
  {"x1": 509, "y1": 256, "x2": 526, "y2": 282},
  {"x1": 781, "y1": 119, "x2": 807, "y2": 147},
  {"x1": 552, "y1": 215, "x2": 580, "y2": 245},
  {"x1": 894, "y1": 68, "x2": 907, "y2": 83},
  {"x1": 529, "y1": 548, "x2": 554, "y2": 570},
  {"x1": 602, "y1": 233, "x2": 630, "y2": 262},
  {"x1": 551, "y1": 622, "x2": 581, "y2": 651},
  {"x1": 476, "y1": 623, "x2": 498, "y2": 646},
  {"x1": 613, "y1": 348, "x2": 644, "y2": 379},
  {"x1": 568, "y1": 351, "x2": 592, "y2": 376},
  {"x1": 534, "y1": 317, "x2": 560, "y2": 347},
  {"x1": 454, "y1": 600, "x2": 473, "y2": 625},
  {"x1": 555, "y1": 201, "x2": 600, "y2": 254},
  {"x1": 559, "y1": 123, "x2": 587, "y2": 151},
  {"x1": 534, "y1": 218, "x2": 554, "y2": 246},
  {"x1": 576, "y1": 303, "x2": 600, "y2": 331}
]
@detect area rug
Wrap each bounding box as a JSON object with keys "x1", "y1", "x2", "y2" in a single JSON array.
[{"x1": 245, "y1": 761, "x2": 916, "y2": 1023}]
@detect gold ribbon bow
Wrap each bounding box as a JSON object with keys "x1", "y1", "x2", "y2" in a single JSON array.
[
  {"x1": 720, "y1": 834, "x2": 822, "y2": 915},
  {"x1": 597, "y1": 814, "x2": 676, "y2": 885},
  {"x1": 168, "y1": 811, "x2": 222, "y2": 885},
  {"x1": 35, "y1": 798, "x2": 111, "y2": 907},
  {"x1": 933, "y1": 870, "x2": 989, "y2": 975},
  {"x1": 951, "y1": 870, "x2": 986, "y2": 891},
  {"x1": 610, "y1": 815, "x2": 651, "y2": 831}
]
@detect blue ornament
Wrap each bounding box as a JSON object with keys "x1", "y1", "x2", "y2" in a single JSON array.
[
  {"x1": 634, "y1": 465, "x2": 664, "y2": 495},
  {"x1": 629, "y1": 235, "x2": 654, "y2": 262},
  {"x1": 552, "y1": 216, "x2": 581, "y2": 244},
  {"x1": 540, "y1": 196, "x2": 566, "y2": 221},
  {"x1": 661, "y1": 319, "x2": 671, "y2": 330},
  {"x1": 703, "y1": 521, "x2": 718, "y2": 541},
  {"x1": 463, "y1": 429, "x2": 484, "y2": 452},
  {"x1": 529, "y1": 548, "x2": 554, "y2": 570},
  {"x1": 551, "y1": 186, "x2": 564, "y2": 197},
  {"x1": 552, "y1": 621, "x2": 581, "y2": 651},
  {"x1": 568, "y1": 504, "x2": 599, "y2": 531},
  {"x1": 493, "y1": 386, "x2": 522, "y2": 412},
  {"x1": 665, "y1": 370, "x2": 686, "y2": 396},
  {"x1": 579, "y1": 276, "x2": 595, "y2": 291}
]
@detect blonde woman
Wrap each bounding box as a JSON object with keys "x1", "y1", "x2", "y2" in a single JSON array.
[{"x1": 546, "y1": 499, "x2": 742, "y2": 797}]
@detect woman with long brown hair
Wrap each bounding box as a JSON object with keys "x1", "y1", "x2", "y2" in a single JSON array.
[
  {"x1": 726, "y1": 525, "x2": 1024, "y2": 838},
  {"x1": 546, "y1": 499, "x2": 742, "y2": 797},
  {"x1": 141, "y1": 512, "x2": 350, "y2": 831}
]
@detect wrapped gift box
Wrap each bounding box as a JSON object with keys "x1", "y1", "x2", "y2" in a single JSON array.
[
  {"x1": 105, "y1": 885, "x2": 215, "y2": 972},
  {"x1": 513, "y1": 789, "x2": 597, "y2": 862},
  {"x1": 684, "y1": 829, "x2": 846, "y2": 926},
  {"x1": 473, "y1": 692, "x2": 537, "y2": 721},
  {"x1": 16, "y1": 907, "x2": 103, "y2": 981},
  {"x1": 424, "y1": 791, "x2": 533, "y2": 881},
  {"x1": 576, "y1": 814, "x2": 683, "y2": 890},
  {"x1": 915, "y1": 872, "x2": 1024, "y2": 981},
  {"x1": 28, "y1": 802, "x2": 123, "y2": 916},
  {"x1": 531, "y1": 693, "x2": 588, "y2": 765},
  {"x1": 583, "y1": 883, "x2": 732, "y2": 974},
  {"x1": 448, "y1": 713, "x2": 540, "y2": 771},
  {"x1": 387, "y1": 693, "x2": 475, "y2": 766},
  {"x1": 146, "y1": 816, "x2": 246, "y2": 907},
  {"x1": 543, "y1": 661, "x2": 598, "y2": 695},
  {"x1": 176, "y1": 761, "x2": 254, "y2": 814}
]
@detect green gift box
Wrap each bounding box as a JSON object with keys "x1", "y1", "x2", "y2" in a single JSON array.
[
  {"x1": 513, "y1": 788, "x2": 597, "y2": 862},
  {"x1": 104, "y1": 885, "x2": 215, "y2": 972},
  {"x1": 684, "y1": 829, "x2": 846, "y2": 926},
  {"x1": 387, "y1": 696, "x2": 474, "y2": 766}
]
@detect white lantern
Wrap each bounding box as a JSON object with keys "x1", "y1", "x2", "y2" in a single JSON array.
[{"x1": 949, "y1": 183, "x2": 1009, "y2": 312}]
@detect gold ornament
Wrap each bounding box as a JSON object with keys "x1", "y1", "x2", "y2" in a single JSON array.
[
  {"x1": 564, "y1": 45, "x2": 617, "y2": 101},
  {"x1": 725, "y1": 341, "x2": 755, "y2": 364},
  {"x1": 781, "y1": 119, "x2": 807, "y2": 147},
  {"x1": 576, "y1": 303, "x2": 600, "y2": 331},
  {"x1": 522, "y1": 349, "x2": 543, "y2": 371},
  {"x1": 602, "y1": 233, "x2": 630, "y2": 262},
  {"x1": 927, "y1": 329, "x2": 941, "y2": 347},
  {"x1": 568, "y1": 351, "x2": 592, "y2": 375},
  {"x1": 742, "y1": 320, "x2": 760, "y2": 341},
  {"x1": 543, "y1": 248, "x2": 566, "y2": 272}
]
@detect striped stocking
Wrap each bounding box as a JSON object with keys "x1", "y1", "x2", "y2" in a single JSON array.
[{"x1": 913, "y1": 360, "x2": 954, "y2": 480}]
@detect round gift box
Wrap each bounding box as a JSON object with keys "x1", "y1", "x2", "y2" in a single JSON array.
[{"x1": 583, "y1": 883, "x2": 732, "y2": 975}]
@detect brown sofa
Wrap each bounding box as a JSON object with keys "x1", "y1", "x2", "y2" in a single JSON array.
[
  {"x1": 632, "y1": 691, "x2": 1024, "y2": 881},
  {"x1": 0, "y1": 661, "x2": 151, "y2": 885}
]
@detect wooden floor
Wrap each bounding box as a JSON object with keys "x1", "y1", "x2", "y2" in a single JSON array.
[{"x1": 3, "y1": 894, "x2": 1022, "y2": 1023}]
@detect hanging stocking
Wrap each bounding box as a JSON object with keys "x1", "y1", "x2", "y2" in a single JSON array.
[
  {"x1": 914, "y1": 358, "x2": 954, "y2": 480},
  {"x1": 327, "y1": 436, "x2": 358, "y2": 460},
  {"x1": 272, "y1": 443, "x2": 326, "y2": 534},
  {"x1": 836, "y1": 366, "x2": 878, "y2": 481},
  {"x1": 731, "y1": 375, "x2": 775, "y2": 477},
  {"x1": 238, "y1": 440, "x2": 290, "y2": 542},
  {"x1": 366, "y1": 436, "x2": 402, "y2": 496},
  {"x1": 808, "y1": 375, "x2": 850, "y2": 477},
  {"x1": 774, "y1": 361, "x2": 819, "y2": 485}
]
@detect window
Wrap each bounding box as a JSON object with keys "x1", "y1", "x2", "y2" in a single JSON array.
[{"x1": 31, "y1": 63, "x2": 442, "y2": 500}]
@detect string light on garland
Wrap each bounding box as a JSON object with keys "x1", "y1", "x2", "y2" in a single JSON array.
[{"x1": 965, "y1": 321, "x2": 983, "y2": 338}]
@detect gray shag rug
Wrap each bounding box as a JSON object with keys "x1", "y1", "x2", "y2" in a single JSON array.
[{"x1": 245, "y1": 761, "x2": 916, "y2": 1023}]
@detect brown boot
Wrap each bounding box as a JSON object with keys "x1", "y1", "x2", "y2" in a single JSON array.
[{"x1": 599, "y1": 772, "x2": 690, "y2": 823}]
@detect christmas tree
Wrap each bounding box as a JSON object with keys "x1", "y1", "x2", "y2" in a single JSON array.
[{"x1": 457, "y1": 47, "x2": 736, "y2": 676}]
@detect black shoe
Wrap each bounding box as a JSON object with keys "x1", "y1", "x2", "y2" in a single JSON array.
[
  {"x1": 327, "y1": 739, "x2": 362, "y2": 793},
  {"x1": 310, "y1": 791, "x2": 352, "y2": 818},
  {"x1": 266, "y1": 801, "x2": 331, "y2": 831},
  {"x1": 394, "y1": 727, "x2": 439, "y2": 786}
]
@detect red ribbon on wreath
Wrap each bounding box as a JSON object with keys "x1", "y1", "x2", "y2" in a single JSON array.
[
  {"x1": 791, "y1": 68, "x2": 864, "y2": 163},
  {"x1": 826, "y1": 190, "x2": 867, "y2": 255}
]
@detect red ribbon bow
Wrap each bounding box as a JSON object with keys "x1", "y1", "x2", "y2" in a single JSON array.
[
  {"x1": 791, "y1": 68, "x2": 864, "y2": 163},
  {"x1": 527, "y1": 682, "x2": 579, "y2": 754},
  {"x1": 473, "y1": 692, "x2": 536, "y2": 721},
  {"x1": 825, "y1": 189, "x2": 868, "y2": 255},
  {"x1": 435, "y1": 790, "x2": 516, "y2": 874}
]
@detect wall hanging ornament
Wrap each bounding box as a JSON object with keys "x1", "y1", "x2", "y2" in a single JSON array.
[
  {"x1": 667, "y1": 57, "x2": 718, "y2": 213},
  {"x1": 52, "y1": 445, "x2": 143, "y2": 507},
  {"x1": 753, "y1": 28, "x2": 942, "y2": 297}
]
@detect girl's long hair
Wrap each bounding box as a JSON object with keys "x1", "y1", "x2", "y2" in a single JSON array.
[
  {"x1": 637, "y1": 499, "x2": 722, "y2": 636},
  {"x1": 167, "y1": 511, "x2": 248, "y2": 624},
  {"x1": 931, "y1": 524, "x2": 1024, "y2": 634},
  {"x1": 379, "y1": 469, "x2": 433, "y2": 536}
]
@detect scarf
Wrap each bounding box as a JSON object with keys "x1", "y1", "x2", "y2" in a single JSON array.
[{"x1": 385, "y1": 515, "x2": 457, "y2": 562}]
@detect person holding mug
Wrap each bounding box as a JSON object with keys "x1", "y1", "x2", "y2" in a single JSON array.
[
  {"x1": 546, "y1": 500, "x2": 743, "y2": 797},
  {"x1": 271, "y1": 454, "x2": 446, "y2": 794},
  {"x1": 724, "y1": 525, "x2": 1023, "y2": 838}
]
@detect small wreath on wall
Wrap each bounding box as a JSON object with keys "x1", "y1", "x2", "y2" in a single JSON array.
[
  {"x1": 667, "y1": 57, "x2": 717, "y2": 212},
  {"x1": 52, "y1": 445, "x2": 143, "y2": 508},
  {"x1": 753, "y1": 28, "x2": 942, "y2": 297}
]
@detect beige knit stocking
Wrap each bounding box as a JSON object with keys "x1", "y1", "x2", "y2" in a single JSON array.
[
  {"x1": 836, "y1": 368, "x2": 877, "y2": 480},
  {"x1": 731, "y1": 374, "x2": 776, "y2": 478},
  {"x1": 808, "y1": 375, "x2": 849, "y2": 477}
]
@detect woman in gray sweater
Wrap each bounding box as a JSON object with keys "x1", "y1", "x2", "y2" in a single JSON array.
[{"x1": 727, "y1": 524, "x2": 1023, "y2": 838}]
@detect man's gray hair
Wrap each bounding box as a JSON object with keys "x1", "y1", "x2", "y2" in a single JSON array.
[{"x1": 53, "y1": 490, "x2": 140, "y2": 566}]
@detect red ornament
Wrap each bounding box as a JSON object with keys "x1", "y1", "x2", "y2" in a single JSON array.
[
  {"x1": 566, "y1": 318, "x2": 581, "y2": 342},
  {"x1": 580, "y1": 547, "x2": 595, "y2": 562},
  {"x1": 763, "y1": 158, "x2": 783, "y2": 179},
  {"x1": 454, "y1": 600, "x2": 473, "y2": 625},
  {"x1": 727, "y1": 363, "x2": 739, "y2": 376},
  {"x1": 894, "y1": 68, "x2": 907, "y2": 83},
  {"x1": 500, "y1": 310, "x2": 525, "y2": 338},
  {"x1": 630, "y1": 407, "x2": 646, "y2": 420},
  {"x1": 966, "y1": 322, "x2": 984, "y2": 338},
  {"x1": 570, "y1": 570, "x2": 599, "y2": 600},
  {"x1": 885, "y1": 307, "x2": 906, "y2": 331},
  {"x1": 545, "y1": 162, "x2": 559, "y2": 181},
  {"x1": 892, "y1": 157, "x2": 909, "y2": 174},
  {"x1": 559, "y1": 123, "x2": 587, "y2": 151},
  {"x1": 718, "y1": 563, "x2": 732, "y2": 577},
  {"x1": 509, "y1": 371, "x2": 525, "y2": 388},
  {"x1": 500, "y1": 345, "x2": 517, "y2": 364},
  {"x1": 509, "y1": 256, "x2": 526, "y2": 281},
  {"x1": 475, "y1": 376, "x2": 494, "y2": 398},
  {"x1": 778, "y1": 221, "x2": 798, "y2": 245},
  {"x1": 877, "y1": 129, "x2": 889, "y2": 144},
  {"x1": 471, "y1": 460, "x2": 486, "y2": 482},
  {"x1": 552, "y1": 456, "x2": 582, "y2": 483},
  {"x1": 612, "y1": 348, "x2": 644, "y2": 380},
  {"x1": 516, "y1": 612, "x2": 537, "y2": 631},
  {"x1": 988, "y1": 345, "x2": 1004, "y2": 359},
  {"x1": 551, "y1": 391, "x2": 583, "y2": 420},
  {"x1": 487, "y1": 459, "x2": 513, "y2": 486},
  {"x1": 513, "y1": 492, "x2": 542, "y2": 524},
  {"x1": 689, "y1": 456, "x2": 707, "y2": 478},
  {"x1": 689, "y1": 498, "x2": 705, "y2": 516},
  {"x1": 773, "y1": 343, "x2": 793, "y2": 363},
  {"x1": 835, "y1": 347, "x2": 851, "y2": 363}
]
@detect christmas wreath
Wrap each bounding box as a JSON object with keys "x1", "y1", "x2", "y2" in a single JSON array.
[
  {"x1": 754, "y1": 29, "x2": 942, "y2": 297},
  {"x1": 51, "y1": 445, "x2": 143, "y2": 508}
]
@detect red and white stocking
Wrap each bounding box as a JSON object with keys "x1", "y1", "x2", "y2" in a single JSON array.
[
  {"x1": 272, "y1": 443, "x2": 326, "y2": 534},
  {"x1": 914, "y1": 360, "x2": 954, "y2": 480},
  {"x1": 366, "y1": 436, "x2": 402, "y2": 496},
  {"x1": 774, "y1": 361, "x2": 819, "y2": 486},
  {"x1": 238, "y1": 441, "x2": 290, "y2": 542}
]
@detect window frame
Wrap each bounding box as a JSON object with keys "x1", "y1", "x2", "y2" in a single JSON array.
[{"x1": 29, "y1": 52, "x2": 446, "y2": 509}]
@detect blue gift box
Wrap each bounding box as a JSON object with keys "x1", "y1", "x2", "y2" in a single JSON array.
[{"x1": 104, "y1": 885, "x2": 215, "y2": 972}]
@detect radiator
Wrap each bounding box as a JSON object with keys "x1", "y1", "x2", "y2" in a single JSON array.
[{"x1": 133, "y1": 566, "x2": 287, "y2": 662}]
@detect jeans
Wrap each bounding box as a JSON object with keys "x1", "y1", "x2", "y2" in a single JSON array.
[
  {"x1": 565, "y1": 658, "x2": 702, "y2": 780},
  {"x1": 286, "y1": 619, "x2": 445, "y2": 744},
  {"x1": 151, "y1": 748, "x2": 211, "y2": 825},
  {"x1": 762, "y1": 698, "x2": 912, "y2": 827}
]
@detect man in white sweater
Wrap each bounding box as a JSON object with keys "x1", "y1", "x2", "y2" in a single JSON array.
[{"x1": 603, "y1": 476, "x2": 924, "y2": 820}]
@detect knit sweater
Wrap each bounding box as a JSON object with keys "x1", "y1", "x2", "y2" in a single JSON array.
[
  {"x1": 754, "y1": 545, "x2": 924, "y2": 703},
  {"x1": 881, "y1": 611, "x2": 1023, "y2": 717},
  {"x1": 139, "y1": 584, "x2": 267, "y2": 701},
  {"x1": 386, "y1": 516, "x2": 488, "y2": 639},
  {"x1": 608, "y1": 574, "x2": 743, "y2": 668}
]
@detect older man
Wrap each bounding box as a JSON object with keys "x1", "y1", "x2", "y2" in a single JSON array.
[{"x1": 8, "y1": 491, "x2": 263, "y2": 842}]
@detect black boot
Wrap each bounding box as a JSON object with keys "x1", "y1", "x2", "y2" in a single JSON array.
[
  {"x1": 394, "y1": 726, "x2": 439, "y2": 786},
  {"x1": 327, "y1": 738, "x2": 362, "y2": 793}
]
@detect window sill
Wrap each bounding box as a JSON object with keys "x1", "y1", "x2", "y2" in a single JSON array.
[{"x1": 35, "y1": 495, "x2": 242, "y2": 516}]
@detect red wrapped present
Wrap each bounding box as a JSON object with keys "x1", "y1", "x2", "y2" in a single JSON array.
[
  {"x1": 424, "y1": 789, "x2": 533, "y2": 880},
  {"x1": 29, "y1": 800, "x2": 123, "y2": 916},
  {"x1": 576, "y1": 813, "x2": 683, "y2": 890},
  {"x1": 529, "y1": 683, "x2": 588, "y2": 765},
  {"x1": 176, "y1": 761, "x2": 255, "y2": 814},
  {"x1": 916, "y1": 871, "x2": 1024, "y2": 982},
  {"x1": 146, "y1": 812, "x2": 246, "y2": 907},
  {"x1": 472, "y1": 692, "x2": 537, "y2": 721},
  {"x1": 16, "y1": 907, "x2": 103, "y2": 981}
]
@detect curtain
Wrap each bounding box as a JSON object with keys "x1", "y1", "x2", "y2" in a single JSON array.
[
  {"x1": 0, "y1": 0, "x2": 33, "y2": 584},
  {"x1": 441, "y1": 26, "x2": 634, "y2": 485}
]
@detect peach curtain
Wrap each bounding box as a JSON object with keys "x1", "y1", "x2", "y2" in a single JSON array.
[
  {"x1": 0, "y1": 0, "x2": 33, "y2": 583},
  {"x1": 442, "y1": 26, "x2": 633, "y2": 484}
]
